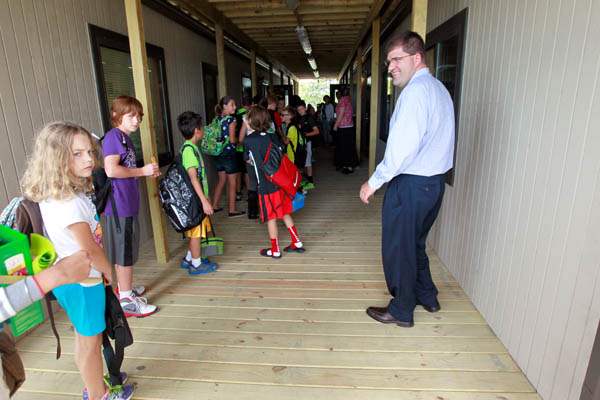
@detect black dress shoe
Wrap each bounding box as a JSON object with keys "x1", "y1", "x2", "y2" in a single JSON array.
[
  {"x1": 366, "y1": 306, "x2": 414, "y2": 327},
  {"x1": 419, "y1": 300, "x2": 441, "y2": 313}
]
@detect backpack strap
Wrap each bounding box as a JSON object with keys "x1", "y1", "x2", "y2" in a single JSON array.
[
  {"x1": 45, "y1": 296, "x2": 61, "y2": 359},
  {"x1": 182, "y1": 143, "x2": 209, "y2": 197}
]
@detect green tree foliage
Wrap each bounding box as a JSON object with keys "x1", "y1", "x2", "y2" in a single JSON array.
[{"x1": 298, "y1": 79, "x2": 338, "y2": 108}]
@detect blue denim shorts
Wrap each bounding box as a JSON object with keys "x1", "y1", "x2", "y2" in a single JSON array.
[{"x1": 52, "y1": 283, "x2": 105, "y2": 336}]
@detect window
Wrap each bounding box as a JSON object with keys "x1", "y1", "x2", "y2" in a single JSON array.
[
  {"x1": 241, "y1": 74, "x2": 252, "y2": 100},
  {"x1": 89, "y1": 24, "x2": 174, "y2": 166},
  {"x1": 425, "y1": 8, "x2": 468, "y2": 185}
]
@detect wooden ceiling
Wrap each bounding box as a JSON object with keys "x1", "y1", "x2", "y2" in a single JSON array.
[{"x1": 207, "y1": 0, "x2": 375, "y2": 78}]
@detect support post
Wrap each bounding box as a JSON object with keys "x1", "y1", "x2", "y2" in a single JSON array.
[
  {"x1": 411, "y1": 0, "x2": 428, "y2": 40},
  {"x1": 355, "y1": 49, "x2": 363, "y2": 161},
  {"x1": 215, "y1": 23, "x2": 227, "y2": 98},
  {"x1": 268, "y1": 64, "x2": 274, "y2": 94},
  {"x1": 368, "y1": 17, "x2": 381, "y2": 176},
  {"x1": 280, "y1": 70, "x2": 284, "y2": 85},
  {"x1": 293, "y1": 80, "x2": 299, "y2": 96},
  {"x1": 250, "y1": 50, "x2": 257, "y2": 97},
  {"x1": 123, "y1": 0, "x2": 169, "y2": 263}
]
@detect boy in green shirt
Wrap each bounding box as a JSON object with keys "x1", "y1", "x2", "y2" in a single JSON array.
[{"x1": 177, "y1": 111, "x2": 218, "y2": 275}]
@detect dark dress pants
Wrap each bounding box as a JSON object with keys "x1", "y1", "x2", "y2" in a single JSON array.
[{"x1": 382, "y1": 173, "x2": 446, "y2": 322}]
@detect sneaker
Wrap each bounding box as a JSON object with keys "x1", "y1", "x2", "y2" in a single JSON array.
[
  {"x1": 83, "y1": 384, "x2": 134, "y2": 400},
  {"x1": 284, "y1": 244, "x2": 306, "y2": 253},
  {"x1": 180, "y1": 257, "x2": 192, "y2": 269},
  {"x1": 201, "y1": 258, "x2": 219, "y2": 270},
  {"x1": 103, "y1": 372, "x2": 128, "y2": 387},
  {"x1": 259, "y1": 248, "x2": 282, "y2": 259},
  {"x1": 114, "y1": 286, "x2": 145, "y2": 299},
  {"x1": 132, "y1": 285, "x2": 145, "y2": 297},
  {"x1": 120, "y1": 294, "x2": 158, "y2": 318},
  {"x1": 188, "y1": 261, "x2": 216, "y2": 275},
  {"x1": 228, "y1": 211, "x2": 245, "y2": 218},
  {"x1": 303, "y1": 182, "x2": 315, "y2": 190}
]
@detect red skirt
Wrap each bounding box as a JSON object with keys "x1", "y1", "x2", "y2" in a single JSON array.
[{"x1": 258, "y1": 190, "x2": 293, "y2": 222}]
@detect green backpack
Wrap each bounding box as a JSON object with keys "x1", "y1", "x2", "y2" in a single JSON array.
[{"x1": 200, "y1": 117, "x2": 227, "y2": 156}]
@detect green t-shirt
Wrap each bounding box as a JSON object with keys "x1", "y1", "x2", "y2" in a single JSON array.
[{"x1": 181, "y1": 140, "x2": 209, "y2": 197}]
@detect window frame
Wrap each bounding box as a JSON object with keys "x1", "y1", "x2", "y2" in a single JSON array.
[
  {"x1": 88, "y1": 24, "x2": 175, "y2": 167},
  {"x1": 425, "y1": 8, "x2": 468, "y2": 186}
]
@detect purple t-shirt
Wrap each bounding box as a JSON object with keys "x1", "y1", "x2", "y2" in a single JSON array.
[{"x1": 102, "y1": 128, "x2": 140, "y2": 217}]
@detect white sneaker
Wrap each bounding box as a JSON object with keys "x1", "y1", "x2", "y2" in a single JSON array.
[
  {"x1": 132, "y1": 285, "x2": 146, "y2": 297},
  {"x1": 120, "y1": 294, "x2": 157, "y2": 318}
]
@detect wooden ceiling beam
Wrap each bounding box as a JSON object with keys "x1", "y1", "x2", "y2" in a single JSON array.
[
  {"x1": 225, "y1": 5, "x2": 371, "y2": 18},
  {"x1": 230, "y1": 12, "x2": 368, "y2": 24},
  {"x1": 237, "y1": 18, "x2": 366, "y2": 29},
  {"x1": 336, "y1": 0, "x2": 389, "y2": 80},
  {"x1": 176, "y1": 0, "x2": 299, "y2": 81}
]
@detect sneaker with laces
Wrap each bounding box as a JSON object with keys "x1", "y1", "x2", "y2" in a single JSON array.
[
  {"x1": 182, "y1": 257, "x2": 218, "y2": 271},
  {"x1": 201, "y1": 258, "x2": 219, "y2": 270},
  {"x1": 132, "y1": 285, "x2": 145, "y2": 297},
  {"x1": 120, "y1": 294, "x2": 158, "y2": 318},
  {"x1": 83, "y1": 384, "x2": 134, "y2": 400},
  {"x1": 103, "y1": 372, "x2": 128, "y2": 388},
  {"x1": 188, "y1": 260, "x2": 217, "y2": 275}
]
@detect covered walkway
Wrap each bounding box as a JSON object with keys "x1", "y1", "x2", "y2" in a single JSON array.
[{"x1": 14, "y1": 154, "x2": 538, "y2": 399}]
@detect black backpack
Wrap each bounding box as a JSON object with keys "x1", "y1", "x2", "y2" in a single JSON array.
[
  {"x1": 102, "y1": 285, "x2": 134, "y2": 386},
  {"x1": 92, "y1": 134, "x2": 130, "y2": 233},
  {"x1": 158, "y1": 144, "x2": 204, "y2": 232},
  {"x1": 288, "y1": 124, "x2": 307, "y2": 169}
]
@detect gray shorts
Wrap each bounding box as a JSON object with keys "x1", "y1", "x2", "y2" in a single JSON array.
[{"x1": 103, "y1": 215, "x2": 140, "y2": 266}]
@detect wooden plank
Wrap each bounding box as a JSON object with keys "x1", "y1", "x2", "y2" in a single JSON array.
[
  {"x1": 19, "y1": 351, "x2": 535, "y2": 392},
  {"x1": 15, "y1": 371, "x2": 542, "y2": 400},
  {"x1": 86, "y1": 304, "x2": 484, "y2": 324},
  {"x1": 123, "y1": 0, "x2": 169, "y2": 263},
  {"x1": 20, "y1": 337, "x2": 515, "y2": 371},
  {"x1": 30, "y1": 323, "x2": 508, "y2": 354},
  {"x1": 368, "y1": 16, "x2": 380, "y2": 175}
]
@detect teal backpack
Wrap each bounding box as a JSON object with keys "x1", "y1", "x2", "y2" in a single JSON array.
[{"x1": 200, "y1": 117, "x2": 227, "y2": 156}]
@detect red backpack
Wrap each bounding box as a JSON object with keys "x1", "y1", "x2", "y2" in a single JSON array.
[{"x1": 262, "y1": 139, "x2": 302, "y2": 198}]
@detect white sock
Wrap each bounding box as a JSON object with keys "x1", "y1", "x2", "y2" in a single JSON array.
[
  {"x1": 120, "y1": 290, "x2": 133, "y2": 300},
  {"x1": 185, "y1": 250, "x2": 192, "y2": 261},
  {"x1": 191, "y1": 258, "x2": 201, "y2": 267}
]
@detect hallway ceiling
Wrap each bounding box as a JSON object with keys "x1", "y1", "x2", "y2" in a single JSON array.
[
  {"x1": 208, "y1": 0, "x2": 376, "y2": 79},
  {"x1": 209, "y1": 0, "x2": 373, "y2": 78}
]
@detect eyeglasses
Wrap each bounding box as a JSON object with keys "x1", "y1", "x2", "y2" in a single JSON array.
[{"x1": 384, "y1": 54, "x2": 414, "y2": 68}]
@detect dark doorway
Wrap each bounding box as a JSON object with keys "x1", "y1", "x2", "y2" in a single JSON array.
[
  {"x1": 203, "y1": 63, "x2": 218, "y2": 122},
  {"x1": 271, "y1": 84, "x2": 293, "y2": 104}
]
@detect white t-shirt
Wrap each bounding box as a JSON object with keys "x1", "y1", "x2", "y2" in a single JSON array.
[{"x1": 39, "y1": 193, "x2": 102, "y2": 286}]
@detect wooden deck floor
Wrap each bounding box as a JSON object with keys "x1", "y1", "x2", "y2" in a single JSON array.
[{"x1": 14, "y1": 153, "x2": 540, "y2": 399}]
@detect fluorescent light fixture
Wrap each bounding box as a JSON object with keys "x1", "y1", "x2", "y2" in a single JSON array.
[
  {"x1": 313, "y1": 70, "x2": 320, "y2": 79},
  {"x1": 307, "y1": 56, "x2": 317, "y2": 71},
  {"x1": 295, "y1": 26, "x2": 312, "y2": 55}
]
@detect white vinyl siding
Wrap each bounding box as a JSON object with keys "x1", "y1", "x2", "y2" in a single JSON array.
[{"x1": 427, "y1": 1, "x2": 600, "y2": 399}]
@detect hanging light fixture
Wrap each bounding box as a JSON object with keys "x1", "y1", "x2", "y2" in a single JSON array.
[
  {"x1": 295, "y1": 26, "x2": 312, "y2": 55},
  {"x1": 313, "y1": 70, "x2": 320, "y2": 79},
  {"x1": 307, "y1": 56, "x2": 317, "y2": 71}
]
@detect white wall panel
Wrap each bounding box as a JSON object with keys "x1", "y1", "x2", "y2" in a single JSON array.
[{"x1": 427, "y1": 1, "x2": 600, "y2": 399}]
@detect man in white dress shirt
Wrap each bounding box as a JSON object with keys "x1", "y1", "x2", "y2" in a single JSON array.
[{"x1": 359, "y1": 31, "x2": 455, "y2": 327}]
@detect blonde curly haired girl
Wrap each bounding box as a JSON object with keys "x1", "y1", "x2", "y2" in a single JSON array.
[{"x1": 22, "y1": 121, "x2": 134, "y2": 400}]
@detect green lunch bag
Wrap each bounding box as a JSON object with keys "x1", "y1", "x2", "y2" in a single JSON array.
[
  {"x1": 201, "y1": 218, "x2": 224, "y2": 257},
  {"x1": 200, "y1": 117, "x2": 227, "y2": 156}
]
